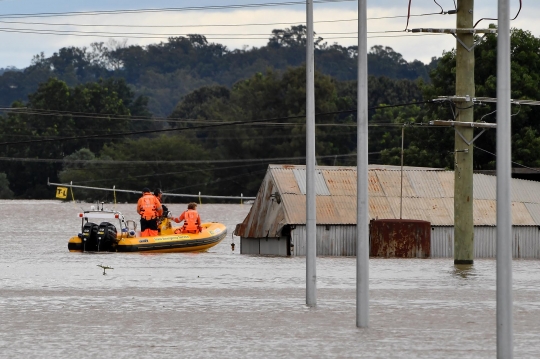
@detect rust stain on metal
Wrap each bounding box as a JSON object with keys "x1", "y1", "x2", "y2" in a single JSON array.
[{"x1": 370, "y1": 219, "x2": 431, "y2": 258}]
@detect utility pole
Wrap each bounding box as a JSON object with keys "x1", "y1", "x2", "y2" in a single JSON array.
[
  {"x1": 356, "y1": 0, "x2": 369, "y2": 328},
  {"x1": 306, "y1": 0, "x2": 317, "y2": 307},
  {"x1": 454, "y1": 0, "x2": 475, "y2": 265},
  {"x1": 496, "y1": 0, "x2": 513, "y2": 355}
]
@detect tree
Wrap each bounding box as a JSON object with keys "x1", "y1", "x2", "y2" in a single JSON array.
[
  {"x1": 422, "y1": 27, "x2": 540, "y2": 170},
  {"x1": 0, "y1": 78, "x2": 150, "y2": 198}
]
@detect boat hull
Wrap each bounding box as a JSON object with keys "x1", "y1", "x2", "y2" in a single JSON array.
[{"x1": 68, "y1": 222, "x2": 227, "y2": 253}]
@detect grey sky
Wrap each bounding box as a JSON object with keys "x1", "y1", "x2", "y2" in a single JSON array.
[{"x1": 0, "y1": 0, "x2": 537, "y2": 68}]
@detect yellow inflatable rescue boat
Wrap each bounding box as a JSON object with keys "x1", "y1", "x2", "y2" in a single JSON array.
[{"x1": 68, "y1": 209, "x2": 227, "y2": 253}]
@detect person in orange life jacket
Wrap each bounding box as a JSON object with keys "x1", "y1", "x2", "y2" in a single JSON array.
[
  {"x1": 174, "y1": 202, "x2": 202, "y2": 234},
  {"x1": 136, "y1": 188, "x2": 163, "y2": 237}
]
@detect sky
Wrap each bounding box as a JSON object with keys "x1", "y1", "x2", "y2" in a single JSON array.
[{"x1": 0, "y1": 0, "x2": 537, "y2": 69}]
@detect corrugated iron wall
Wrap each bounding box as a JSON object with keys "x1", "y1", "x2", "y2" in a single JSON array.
[
  {"x1": 288, "y1": 225, "x2": 540, "y2": 258},
  {"x1": 431, "y1": 226, "x2": 540, "y2": 258},
  {"x1": 291, "y1": 225, "x2": 357, "y2": 256}
]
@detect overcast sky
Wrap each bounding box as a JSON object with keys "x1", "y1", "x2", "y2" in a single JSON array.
[{"x1": 0, "y1": 0, "x2": 537, "y2": 69}]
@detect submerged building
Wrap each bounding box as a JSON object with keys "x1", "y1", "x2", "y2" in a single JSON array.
[{"x1": 234, "y1": 164, "x2": 540, "y2": 258}]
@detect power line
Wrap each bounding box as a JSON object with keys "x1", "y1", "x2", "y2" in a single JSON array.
[
  {"x1": 0, "y1": 100, "x2": 433, "y2": 128},
  {"x1": 0, "y1": 27, "x2": 444, "y2": 40},
  {"x1": 0, "y1": 153, "x2": 377, "y2": 165},
  {"x1": 0, "y1": 27, "x2": 406, "y2": 37},
  {"x1": 0, "y1": 13, "x2": 447, "y2": 29},
  {"x1": 0, "y1": 0, "x2": 355, "y2": 19},
  {"x1": 474, "y1": 145, "x2": 540, "y2": 174}
]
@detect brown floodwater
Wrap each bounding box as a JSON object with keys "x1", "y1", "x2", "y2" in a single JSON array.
[{"x1": 1, "y1": 200, "x2": 539, "y2": 358}]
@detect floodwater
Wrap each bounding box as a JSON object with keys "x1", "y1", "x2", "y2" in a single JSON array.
[{"x1": 1, "y1": 201, "x2": 540, "y2": 358}]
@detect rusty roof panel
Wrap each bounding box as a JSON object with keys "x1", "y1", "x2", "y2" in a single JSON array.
[
  {"x1": 369, "y1": 196, "x2": 397, "y2": 220},
  {"x1": 322, "y1": 167, "x2": 357, "y2": 196},
  {"x1": 236, "y1": 165, "x2": 540, "y2": 231},
  {"x1": 279, "y1": 193, "x2": 304, "y2": 224},
  {"x1": 368, "y1": 170, "x2": 385, "y2": 197},
  {"x1": 385, "y1": 197, "x2": 431, "y2": 222},
  {"x1": 422, "y1": 198, "x2": 453, "y2": 225},
  {"x1": 270, "y1": 166, "x2": 301, "y2": 195},
  {"x1": 279, "y1": 194, "x2": 358, "y2": 225}
]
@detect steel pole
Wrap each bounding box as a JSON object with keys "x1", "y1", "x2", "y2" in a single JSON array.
[
  {"x1": 306, "y1": 0, "x2": 317, "y2": 307},
  {"x1": 400, "y1": 126, "x2": 404, "y2": 219},
  {"x1": 497, "y1": 0, "x2": 513, "y2": 356},
  {"x1": 356, "y1": 0, "x2": 369, "y2": 328}
]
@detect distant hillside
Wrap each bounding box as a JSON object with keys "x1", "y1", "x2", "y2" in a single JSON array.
[{"x1": 0, "y1": 26, "x2": 436, "y2": 117}]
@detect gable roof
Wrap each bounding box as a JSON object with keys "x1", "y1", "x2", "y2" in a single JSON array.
[{"x1": 235, "y1": 164, "x2": 540, "y2": 238}]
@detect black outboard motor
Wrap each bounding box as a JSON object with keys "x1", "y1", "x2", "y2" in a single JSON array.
[
  {"x1": 81, "y1": 222, "x2": 99, "y2": 252},
  {"x1": 97, "y1": 222, "x2": 118, "y2": 252}
]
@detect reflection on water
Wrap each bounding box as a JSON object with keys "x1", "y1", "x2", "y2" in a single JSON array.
[
  {"x1": 1, "y1": 201, "x2": 540, "y2": 358},
  {"x1": 453, "y1": 264, "x2": 477, "y2": 279}
]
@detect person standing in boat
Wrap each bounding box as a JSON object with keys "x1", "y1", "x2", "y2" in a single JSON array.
[
  {"x1": 137, "y1": 187, "x2": 163, "y2": 237},
  {"x1": 174, "y1": 202, "x2": 202, "y2": 234},
  {"x1": 154, "y1": 188, "x2": 170, "y2": 234},
  {"x1": 153, "y1": 188, "x2": 169, "y2": 216}
]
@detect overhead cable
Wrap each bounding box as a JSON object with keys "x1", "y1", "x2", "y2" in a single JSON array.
[
  {"x1": 0, "y1": 0, "x2": 355, "y2": 19},
  {"x1": 404, "y1": 0, "x2": 446, "y2": 31},
  {"x1": 0, "y1": 153, "x2": 375, "y2": 165},
  {"x1": 0, "y1": 13, "x2": 446, "y2": 29},
  {"x1": 0, "y1": 100, "x2": 434, "y2": 128},
  {"x1": 0, "y1": 28, "x2": 444, "y2": 40},
  {"x1": 474, "y1": 145, "x2": 540, "y2": 173},
  {"x1": 473, "y1": 0, "x2": 522, "y2": 28},
  {"x1": 0, "y1": 27, "x2": 416, "y2": 37}
]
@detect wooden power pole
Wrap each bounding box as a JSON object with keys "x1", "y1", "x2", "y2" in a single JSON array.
[{"x1": 454, "y1": 0, "x2": 475, "y2": 265}]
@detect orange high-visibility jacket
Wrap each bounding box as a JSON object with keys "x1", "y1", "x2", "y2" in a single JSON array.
[
  {"x1": 137, "y1": 193, "x2": 163, "y2": 220},
  {"x1": 178, "y1": 209, "x2": 201, "y2": 232}
]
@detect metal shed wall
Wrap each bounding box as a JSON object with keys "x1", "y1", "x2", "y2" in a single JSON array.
[
  {"x1": 291, "y1": 225, "x2": 358, "y2": 256},
  {"x1": 431, "y1": 226, "x2": 540, "y2": 259},
  {"x1": 288, "y1": 225, "x2": 540, "y2": 258}
]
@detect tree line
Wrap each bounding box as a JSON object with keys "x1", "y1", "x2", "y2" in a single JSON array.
[{"x1": 1, "y1": 27, "x2": 539, "y2": 201}]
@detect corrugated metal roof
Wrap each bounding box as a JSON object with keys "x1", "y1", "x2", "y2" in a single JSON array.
[
  {"x1": 292, "y1": 168, "x2": 331, "y2": 195},
  {"x1": 236, "y1": 164, "x2": 540, "y2": 237},
  {"x1": 407, "y1": 171, "x2": 447, "y2": 198},
  {"x1": 474, "y1": 174, "x2": 497, "y2": 200}
]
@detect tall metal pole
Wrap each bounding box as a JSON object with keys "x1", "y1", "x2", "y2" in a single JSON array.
[
  {"x1": 454, "y1": 0, "x2": 475, "y2": 265},
  {"x1": 497, "y1": 0, "x2": 513, "y2": 356},
  {"x1": 400, "y1": 126, "x2": 404, "y2": 219},
  {"x1": 356, "y1": 0, "x2": 369, "y2": 328},
  {"x1": 306, "y1": 0, "x2": 317, "y2": 307}
]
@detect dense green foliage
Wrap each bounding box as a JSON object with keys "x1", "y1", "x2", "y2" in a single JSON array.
[
  {"x1": 0, "y1": 26, "x2": 432, "y2": 117},
  {"x1": 0, "y1": 78, "x2": 149, "y2": 197},
  {"x1": 1, "y1": 26, "x2": 540, "y2": 201}
]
